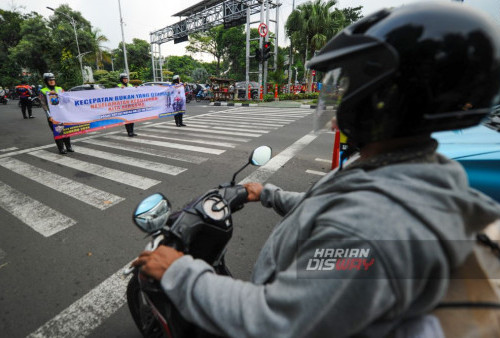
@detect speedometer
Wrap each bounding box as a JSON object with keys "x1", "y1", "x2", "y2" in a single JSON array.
[{"x1": 202, "y1": 196, "x2": 228, "y2": 221}]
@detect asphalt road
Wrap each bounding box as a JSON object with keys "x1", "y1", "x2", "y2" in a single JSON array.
[{"x1": 0, "y1": 99, "x2": 335, "y2": 337}]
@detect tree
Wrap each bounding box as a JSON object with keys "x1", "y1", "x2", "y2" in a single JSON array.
[
  {"x1": 0, "y1": 9, "x2": 24, "y2": 87},
  {"x1": 286, "y1": 0, "x2": 349, "y2": 64},
  {"x1": 89, "y1": 27, "x2": 109, "y2": 70},
  {"x1": 186, "y1": 26, "x2": 226, "y2": 76},
  {"x1": 191, "y1": 67, "x2": 209, "y2": 83},
  {"x1": 9, "y1": 13, "x2": 55, "y2": 78}
]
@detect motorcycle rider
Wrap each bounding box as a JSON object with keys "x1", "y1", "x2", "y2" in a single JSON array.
[
  {"x1": 117, "y1": 73, "x2": 137, "y2": 137},
  {"x1": 39, "y1": 73, "x2": 74, "y2": 154},
  {"x1": 15, "y1": 80, "x2": 34, "y2": 119},
  {"x1": 172, "y1": 75, "x2": 186, "y2": 127},
  {"x1": 133, "y1": 3, "x2": 500, "y2": 337}
]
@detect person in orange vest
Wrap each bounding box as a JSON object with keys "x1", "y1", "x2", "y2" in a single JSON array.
[
  {"x1": 117, "y1": 73, "x2": 137, "y2": 137},
  {"x1": 15, "y1": 80, "x2": 34, "y2": 119}
]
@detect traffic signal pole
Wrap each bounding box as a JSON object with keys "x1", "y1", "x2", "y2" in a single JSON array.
[
  {"x1": 258, "y1": 1, "x2": 264, "y2": 101},
  {"x1": 245, "y1": 4, "x2": 251, "y2": 100},
  {"x1": 263, "y1": 0, "x2": 270, "y2": 96}
]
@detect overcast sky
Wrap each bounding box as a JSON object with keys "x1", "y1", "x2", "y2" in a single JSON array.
[{"x1": 1, "y1": 0, "x2": 499, "y2": 63}]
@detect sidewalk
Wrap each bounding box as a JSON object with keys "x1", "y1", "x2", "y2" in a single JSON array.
[{"x1": 209, "y1": 100, "x2": 317, "y2": 109}]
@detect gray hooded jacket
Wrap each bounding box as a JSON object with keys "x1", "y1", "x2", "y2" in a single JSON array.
[{"x1": 161, "y1": 141, "x2": 500, "y2": 337}]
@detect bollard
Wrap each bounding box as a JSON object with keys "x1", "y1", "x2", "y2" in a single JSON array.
[
  {"x1": 248, "y1": 84, "x2": 251, "y2": 100},
  {"x1": 260, "y1": 85, "x2": 263, "y2": 101},
  {"x1": 331, "y1": 129, "x2": 341, "y2": 170},
  {"x1": 274, "y1": 84, "x2": 279, "y2": 101}
]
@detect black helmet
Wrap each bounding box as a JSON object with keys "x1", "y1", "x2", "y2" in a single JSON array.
[{"x1": 309, "y1": 2, "x2": 500, "y2": 146}]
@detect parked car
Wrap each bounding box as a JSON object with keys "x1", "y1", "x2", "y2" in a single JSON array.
[
  {"x1": 433, "y1": 107, "x2": 500, "y2": 202},
  {"x1": 235, "y1": 81, "x2": 259, "y2": 100},
  {"x1": 67, "y1": 84, "x2": 106, "y2": 91},
  {"x1": 140, "y1": 82, "x2": 172, "y2": 87}
]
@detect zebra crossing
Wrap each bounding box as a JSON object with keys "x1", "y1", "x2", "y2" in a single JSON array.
[{"x1": 0, "y1": 107, "x2": 313, "y2": 240}]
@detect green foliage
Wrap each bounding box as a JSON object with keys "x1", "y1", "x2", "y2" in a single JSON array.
[
  {"x1": 58, "y1": 48, "x2": 81, "y2": 88},
  {"x1": 129, "y1": 79, "x2": 142, "y2": 86},
  {"x1": 191, "y1": 68, "x2": 209, "y2": 83},
  {"x1": 286, "y1": 0, "x2": 363, "y2": 64},
  {"x1": 94, "y1": 70, "x2": 119, "y2": 88}
]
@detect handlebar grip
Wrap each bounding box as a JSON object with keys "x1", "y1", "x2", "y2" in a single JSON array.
[{"x1": 228, "y1": 185, "x2": 248, "y2": 212}]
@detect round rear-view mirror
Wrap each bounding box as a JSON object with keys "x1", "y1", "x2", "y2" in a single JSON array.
[
  {"x1": 133, "y1": 193, "x2": 171, "y2": 233},
  {"x1": 250, "y1": 146, "x2": 272, "y2": 166}
]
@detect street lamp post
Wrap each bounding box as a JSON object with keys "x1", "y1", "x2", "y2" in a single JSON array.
[
  {"x1": 46, "y1": 7, "x2": 85, "y2": 84},
  {"x1": 111, "y1": 58, "x2": 115, "y2": 72},
  {"x1": 118, "y1": 0, "x2": 130, "y2": 77}
]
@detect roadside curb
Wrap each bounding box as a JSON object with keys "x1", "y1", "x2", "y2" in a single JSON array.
[
  {"x1": 210, "y1": 102, "x2": 259, "y2": 107},
  {"x1": 209, "y1": 102, "x2": 317, "y2": 109}
]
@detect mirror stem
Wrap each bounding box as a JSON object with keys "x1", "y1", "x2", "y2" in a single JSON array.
[{"x1": 231, "y1": 162, "x2": 250, "y2": 186}]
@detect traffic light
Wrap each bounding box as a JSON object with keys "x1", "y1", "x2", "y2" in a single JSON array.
[
  {"x1": 254, "y1": 47, "x2": 262, "y2": 62},
  {"x1": 263, "y1": 42, "x2": 272, "y2": 61}
]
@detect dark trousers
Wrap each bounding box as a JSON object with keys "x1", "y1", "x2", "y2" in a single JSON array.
[
  {"x1": 20, "y1": 97, "x2": 32, "y2": 118},
  {"x1": 47, "y1": 119, "x2": 71, "y2": 151},
  {"x1": 125, "y1": 123, "x2": 135, "y2": 135}
]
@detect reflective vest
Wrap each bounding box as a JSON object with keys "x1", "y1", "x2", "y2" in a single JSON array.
[
  {"x1": 15, "y1": 85, "x2": 33, "y2": 98},
  {"x1": 41, "y1": 86, "x2": 63, "y2": 95},
  {"x1": 117, "y1": 83, "x2": 133, "y2": 88}
]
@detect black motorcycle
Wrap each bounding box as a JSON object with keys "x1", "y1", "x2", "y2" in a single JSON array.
[
  {"x1": 18, "y1": 95, "x2": 42, "y2": 108},
  {"x1": 124, "y1": 146, "x2": 272, "y2": 338}
]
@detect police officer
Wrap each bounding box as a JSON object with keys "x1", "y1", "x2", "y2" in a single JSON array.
[
  {"x1": 132, "y1": 3, "x2": 500, "y2": 337},
  {"x1": 39, "y1": 73, "x2": 73, "y2": 154},
  {"x1": 117, "y1": 73, "x2": 137, "y2": 137},
  {"x1": 172, "y1": 75, "x2": 186, "y2": 127},
  {"x1": 15, "y1": 80, "x2": 34, "y2": 119}
]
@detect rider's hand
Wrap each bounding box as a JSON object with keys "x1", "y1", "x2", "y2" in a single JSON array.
[
  {"x1": 132, "y1": 246, "x2": 184, "y2": 280},
  {"x1": 244, "y1": 182, "x2": 263, "y2": 202}
]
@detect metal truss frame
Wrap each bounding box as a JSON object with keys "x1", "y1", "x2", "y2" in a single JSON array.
[{"x1": 150, "y1": 1, "x2": 276, "y2": 45}]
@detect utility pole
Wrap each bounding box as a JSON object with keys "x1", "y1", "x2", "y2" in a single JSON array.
[
  {"x1": 287, "y1": 0, "x2": 295, "y2": 93},
  {"x1": 118, "y1": 0, "x2": 129, "y2": 76}
]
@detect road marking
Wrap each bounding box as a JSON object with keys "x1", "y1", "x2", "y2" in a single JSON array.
[
  {"x1": 306, "y1": 169, "x2": 327, "y2": 176},
  {"x1": 74, "y1": 146, "x2": 187, "y2": 176},
  {"x1": 103, "y1": 135, "x2": 226, "y2": 155},
  {"x1": 0, "y1": 180, "x2": 76, "y2": 237},
  {"x1": 217, "y1": 115, "x2": 295, "y2": 123},
  {"x1": 28, "y1": 129, "x2": 317, "y2": 336},
  {"x1": 141, "y1": 134, "x2": 237, "y2": 148},
  {"x1": 0, "y1": 157, "x2": 124, "y2": 210},
  {"x1": 240, "y1": 132, "x2": 319, "y2": 184},
  {"x1": 193, "y1": 117, "x2": 283, "y2": 128},
  {"x1": 83, "y1": 138, "x2": 209, "y2": 164},
  {"x1": 315, "y1": 158, "x2": 331, "y2": 163},
  {"x1": 146, "y1": 128, "x2": 251, "y2": 142},
  {"x1": 28, "y1": 262, "x2": 133, "y2": 338},
  {"x1": 151, "y1": 125, "x2": 261, "y2": 138},
  {"x1": 0, "y1": 147, "x2": 18, "y2": 152},
  {"x1": 187, "y1": 119, "x2": 279, "y2": 129},
  {"x1": 28, "y1": 150, "x2": 160, "y2": 190},
  {"x1": 183, "y1": 122, "x2": 270, "y2": 134},
  {"x1": 201, "y1": 115, "x2": 295, "y2": 123}
]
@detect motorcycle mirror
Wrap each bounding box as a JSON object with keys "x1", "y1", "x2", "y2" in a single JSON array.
[
  {"x1": 231, "y1": 145, "x2": 272, "y2": 185},
  {"x1": 133, "y1": 193, "x2": 171, "y2": 233},
  {"x1": 249, "y1": 145, "x2": 272, "y2": 166}
]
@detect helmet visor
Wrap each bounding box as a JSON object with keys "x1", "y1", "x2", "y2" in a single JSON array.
[{"x1": 314, "y1": 68, "x2": 349, "y2": 132}]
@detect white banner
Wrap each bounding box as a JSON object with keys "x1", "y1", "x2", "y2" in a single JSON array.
[{"x1": 47, "y1": 85, "x2": 186, "y2": 139}]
